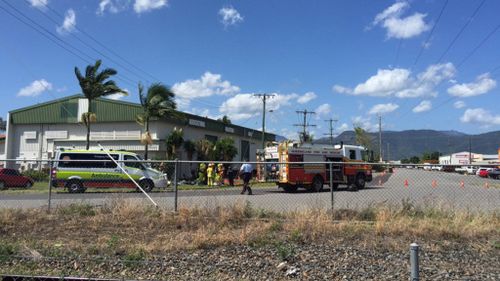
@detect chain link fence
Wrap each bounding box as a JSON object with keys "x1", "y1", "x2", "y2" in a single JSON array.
[{"x1": 1, "y1": 159, "x2": 499, "y2": 213}]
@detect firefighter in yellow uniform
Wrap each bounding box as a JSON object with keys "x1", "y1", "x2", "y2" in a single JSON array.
[
  {"x1": 216, "y1": 163, "x2": 225, "y2": 186},
  {"x1": 207, "y1": 163, "x2": 215, "y2": 187}
]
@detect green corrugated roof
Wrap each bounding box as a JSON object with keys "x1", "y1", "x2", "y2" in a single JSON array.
[{"x1": 9, "y1": 95, "x2": 275, "y2": 141}]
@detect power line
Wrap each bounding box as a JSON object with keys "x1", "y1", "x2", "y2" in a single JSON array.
[
  {"x1": 412, "y1": 0, "x2": 449, "y2": 68},
  {"x1": 42, "y1": 2, "x2": 161, "y2": 83},
  {"x1": 294, "y1": 109, "x2": 316, "y2": 143},
  {"x1": 0, "y1": 0, "x2": 137, "y2": 89},
  {"x1": 27, "y1": 0, "x2": 153, "y2": 85},
  {"x1": 435, "y1": 0, "x2": 486, "y2": 64}
]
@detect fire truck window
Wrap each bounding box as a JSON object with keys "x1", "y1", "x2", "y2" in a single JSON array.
[{"x1": 349, "y1": 150, "x2": 356, "y2": 160}]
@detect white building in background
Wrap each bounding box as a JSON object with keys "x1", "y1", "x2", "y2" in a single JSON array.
[
  {"x1": 3, "y1": 95, "x2": 275, "y2": 169},
  {"x1": 439, "y1": 151, "x2": 500, "y2": 165}
]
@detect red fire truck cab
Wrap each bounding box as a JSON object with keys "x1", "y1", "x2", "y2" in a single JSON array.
[{"x1": 277, "y1": 142, "x2": 372, "y2": 192}]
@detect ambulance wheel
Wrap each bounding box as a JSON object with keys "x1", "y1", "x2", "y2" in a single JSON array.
[
  {"x1": 311, "y1": 176, "x2": 324, "y2": 192},
  {"x1": 283, "y1": 184, "x2": 297, "y2": 193},
  {"x1": 139, "y1": 179, "x2": 154, "y2": 193},
  {"x1": 355, "y1": 174, "x2": 366, "y2": 189},
  {"x1": 67, "y1": 180, "x2": 84, "y2": 193}
]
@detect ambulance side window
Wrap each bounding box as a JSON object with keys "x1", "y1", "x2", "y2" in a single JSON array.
[{"x1": 124, "y1": 155, "x2": 143, "y2": 169}]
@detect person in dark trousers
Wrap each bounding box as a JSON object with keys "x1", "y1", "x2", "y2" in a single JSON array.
[
  {"x1": 227, "y1": 165, "x2": 235, "y2": 186},
  {"x1": 239, "y1": 160, "x2": 253, "y2": 195}
]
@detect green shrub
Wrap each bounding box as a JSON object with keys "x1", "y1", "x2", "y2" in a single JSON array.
[{"x1": 22, "y1": 169, "x2": 49, "y2": 182}]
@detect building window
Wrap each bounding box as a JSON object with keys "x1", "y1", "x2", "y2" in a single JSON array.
[{"x1": 58, "y1": 153, "x2": 118, "y2": 169}]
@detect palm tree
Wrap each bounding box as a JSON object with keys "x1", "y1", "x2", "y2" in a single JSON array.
[
  {"x1": 195, "y1": 139, "x2": 214, "y2": 161},
  {"x1": 166, "y1": 128, "x2": 184, "y2": 159},
  {"x1": 136, "y1": 83, "x2": 177, "y2": 159},
  {"x1": 183, "y1": 140, "x2": 196, "y2": 161},
  {"x1": 214, "y1": 138, "x2": 238, "y2": 161},
  {"x1": 74, "y1": 60, "x2": 126, "y2": 150}
]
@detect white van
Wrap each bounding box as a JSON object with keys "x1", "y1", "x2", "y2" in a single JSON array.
[{"x1": 52, "y1": 149, "x2": 169, "y2": 193}]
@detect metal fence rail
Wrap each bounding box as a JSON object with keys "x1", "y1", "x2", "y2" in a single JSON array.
[{"x1": 0, "y1": 159, "x2": 499, "y2": 213}]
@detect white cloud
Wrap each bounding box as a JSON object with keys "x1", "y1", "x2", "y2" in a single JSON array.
[
  {"x1": 353, "y1": 68, "x2": 411, "y2": 97},
  {"x1": 336, "y1": 123, "x2": 349, "y2": 135},
  {"x1": 105, "y1": 88, "x2": 129, "y2": 100},
  {"x1": 383, "y1": 13, "x2": 430, "y2": 39},
  {"x1": 297, "y1": 92, "x2": 317, "y2": 104},
  {"x1": 173, "y1": 72, "x2": 240, "y2": 110},
  {"x1": 453, "y1": 100, "x2": 466, "y2": 109},
  {"x1": 352, "y1": 116, "x2": 376, "y2": 132},
  {"x1": 368, "y1": 103, "x2": 399, "y2": 115},
  {"x1": 219, "y1": 6, "x2": 243, "y2": 27},
  {"x1": 460, "y1": 108, "x2": 500, "y2": 125},
  {"x1": 17, "y1": 79, "x2": 52, "y2": 97},
  {"x1": 219, "y1": 93, "x2": 297, "y2": 121},
  {"x1": 29, "y1": 0, "x2": 47, "y2": 8},
  {"x1": 332, "y1": 85, "x2": 352, "y2": 94},
  {"x1": 97, "y1": 0, "x2": 129, "y2": 15},
  {"x1": 395, "y1": 63, "x2": 456, "y2": 98},
  {"x1": 56, "y1": 9, "x2": 76, "y2": 35},
  {"x1": 134, "y1": 0, "x2": 167, "y2": 14},
  {"x1": 412, "y1": 100, "x2": 432, "y2": 113},
  {"x1": 447, "y1": 73, "x2": 496, "y2": 98},
  {"x1": 334, "y1": 62, "x2": 456, "y2": 98},
  {"x1": 315, "y1": 103, "x2": 331, "y2": 116},
  {"x1": 371, "y1": 1, "x2": 430, "y2": 39}
]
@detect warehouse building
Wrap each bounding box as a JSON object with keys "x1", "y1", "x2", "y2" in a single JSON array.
[
  {"x1": 439, "y1": 151, "x2": 500, "y2": 165},
  {"x1": 3, "y1": 94, "x2": 275, "y2": 168}
]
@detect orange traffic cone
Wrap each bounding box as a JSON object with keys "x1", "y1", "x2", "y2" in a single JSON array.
[
  {"x1": 460, "y1": 180, "x2": 465, "y2": 189},
  {"x1": 432, "y1": 180, "x2": 437, "y2": 188},
  {"x1": 404, "y1": 179, "x2": 409, "y2": 188}
]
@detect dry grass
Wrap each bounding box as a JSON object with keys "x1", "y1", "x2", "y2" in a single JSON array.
[{"x1": 0, "y1": 200, "x2": 498, "y2": 259}]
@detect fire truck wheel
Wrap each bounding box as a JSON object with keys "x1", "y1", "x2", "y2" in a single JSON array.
[
  {"x1": 283, "y1": 184, "x2": 298, "y2": 193},
  {"x1": 355, "y1": 174, "x2": 366, "y2": 189},
  {"x1": 311, "y1": 176, "x2": 324, "y2": 192}
]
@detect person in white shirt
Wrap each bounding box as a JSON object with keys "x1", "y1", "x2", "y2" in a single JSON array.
[{"x1": 239, "y1": 159, "x2": 253, "y2": 195}]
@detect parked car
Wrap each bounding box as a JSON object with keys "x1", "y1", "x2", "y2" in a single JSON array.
[
  {"x1": 476, "y1": 167, "x2": 492, "y2": 177},
  {"x1": 455, "y1": 166, "x2": 477, "y2": 175},
  {"x1": 431, "y1": 165, "x2": 443, "y2": 171},
  {"x1": 488, "y1": 168, "x2": 500, "y2": 179},
  {"x1": 0, "y1": 168, "x2": 34, "y2": 189}
]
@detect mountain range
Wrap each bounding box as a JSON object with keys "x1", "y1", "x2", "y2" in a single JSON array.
[{"x1": 314, "y1": 130, "x2": 500, "y2": 160}]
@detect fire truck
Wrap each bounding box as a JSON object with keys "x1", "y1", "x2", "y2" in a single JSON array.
[{"x1": 277, "y1": 141, "x2": 372, "y2": 192}]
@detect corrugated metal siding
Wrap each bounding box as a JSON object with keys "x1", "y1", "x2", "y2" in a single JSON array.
[
  {"x1": 92, "y1": 100, "x2": 142, "y2": 122},
  {"x1": 11, "y1": 100, "x2": 78, "y2": 124},
  {"x1": 10, "y1": 95, "x2": 276, "y2": 141}
]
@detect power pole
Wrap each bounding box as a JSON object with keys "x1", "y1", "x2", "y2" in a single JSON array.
[
  {"x1": 253, "y1": 94, "x2": 275, "y2": 150},
  {"x1": 469, "y1": 136, "x2": 472, "y2": 165},
  {"x1": 378, "y1": 114, "x2": 383, "y2": 163},
  {"x1": 294, "y1": 109, "x2": 316, "y2": 143},
  {"x1": 386, "y1": 142, "x2": 390, "y2": 162},
  {"x1": 324, "y1": 118, "x2": 338, "y2": 145}
]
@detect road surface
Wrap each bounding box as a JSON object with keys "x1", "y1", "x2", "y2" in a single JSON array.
[{"x1": 1, "y1": 169, "x2": 499, "y2": 212}]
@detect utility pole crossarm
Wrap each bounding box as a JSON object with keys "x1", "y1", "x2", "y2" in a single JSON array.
[
  {"x1": 294, "y1": 109, "x2": 316, "y2": 143},
  {"x1": 324, "y1": 118, "x2": 338, "y2": 145}
]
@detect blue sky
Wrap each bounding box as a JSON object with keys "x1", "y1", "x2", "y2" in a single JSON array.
[{"x1": 1, "y1": 0, "x2": 500, "y2": 139}]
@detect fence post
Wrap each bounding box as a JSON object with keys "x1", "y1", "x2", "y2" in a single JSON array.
[
  {"x1": 329, "y1": 162, "x2": 334, "y2": 217},
  {"x1": 173, "y1": 159, "x2": 179, "y2": 212},
  {"x1": 47, "y1": 160, "x2": 53, "y2": 213},
  {"x1": 410, "y1": 243, "x2": 420, "y2": 281}
]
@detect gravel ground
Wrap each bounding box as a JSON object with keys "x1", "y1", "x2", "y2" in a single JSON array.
[{"x1": 2, "y1": 239, "x2": 498, "y2": 280}]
